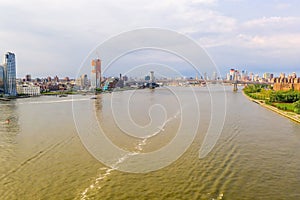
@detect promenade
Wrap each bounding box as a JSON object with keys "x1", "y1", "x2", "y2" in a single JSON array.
[{"x1": 242, "y1": 91, "x2": 300, "y2": 124}]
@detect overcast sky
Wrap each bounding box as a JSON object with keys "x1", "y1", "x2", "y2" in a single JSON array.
[{"x1": 1, "y1": 0, "x2": 300, "y2": 78}]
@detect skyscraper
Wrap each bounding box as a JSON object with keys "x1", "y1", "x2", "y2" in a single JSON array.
[
  {"x1": 150, "y1": 71, "x2": 154, "y2": 83},
  {"x1": 91, "y1": 59, "x2": 101, "y2": 89},
  {"x1": 212, "y1": 71, "x2": 217, "y2": 81},
  {"x1": 3, "y1": 52, "x2": 16, "y2": 96},
  {"x1": 76, "y1": 74, "x2": 89, "y2": 89},
  {"x1": 0, "y1": 65, "x2": 5, "y2": 94}
]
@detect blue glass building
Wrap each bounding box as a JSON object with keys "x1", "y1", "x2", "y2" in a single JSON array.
[
  {"x1": 3, "y1": 52, "x2": 16, "y2": 96},
  {"x1": 0, "y1": 65, "x2": 4, "y2": 94}
]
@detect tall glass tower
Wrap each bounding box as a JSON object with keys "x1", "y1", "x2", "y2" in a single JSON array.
[
  {"x1": 0, "y1": 65, "x2": 5, "y2": 94},
  {"x1": 4, "y1": 52, "x2": 17, "y2": 96}
]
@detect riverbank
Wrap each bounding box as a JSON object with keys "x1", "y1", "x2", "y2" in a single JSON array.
[
  {"x1": 0, "y1": 87, "x2": 148, "y2": 101},
  {"x1": 0, "y1": 97, "x2": 11, "y2": 101},
  {"x1": 242, "y1": 91, "x2": 300, "y2": 124}
]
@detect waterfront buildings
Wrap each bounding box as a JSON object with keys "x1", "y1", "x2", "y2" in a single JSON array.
[
  {"x1": 273, "y1": 72, "x2": 300, "y2": 91},
  {"x1": 102, "y1": 77, "x2": 119, "y2": 91},
  {"x1": 225, "y1": 69, "x2": 300, "y2": 91},
  {"x1": 17, "y1": 84, "x2": 40, "y2": 96},
  {"x1": 17, "y1": 75, "x2": 76, "y2": 93},
  {"x1": 226, "y1": 68, "x2": 274, "y2": 83},
  {"x1": 226, "y1": 69, "x2": 243, "y2": 81}
]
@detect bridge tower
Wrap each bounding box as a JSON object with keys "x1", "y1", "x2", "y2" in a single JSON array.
[
  {"x1": 233, "y1": 72, "x2": 238, "y2": 92},
  {"x1": 233, "y1": 81, "x2": 238, "y2": 92}
]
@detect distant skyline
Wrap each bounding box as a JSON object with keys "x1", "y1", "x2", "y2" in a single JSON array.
[{"x1": 1, "y1": 0, "x2": 300, "y2": 78}]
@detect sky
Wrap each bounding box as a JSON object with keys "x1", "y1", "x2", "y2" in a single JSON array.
[{"x1": 0, "y1": 0, "x2": 300, "y2": 78}]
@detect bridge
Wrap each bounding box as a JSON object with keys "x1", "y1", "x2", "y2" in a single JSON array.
[
  {"x1": 123, "y1": 79, "x2": 272, "y2": 92},
  {"x1": 205, "y1": 80, "x2": 272, "y2": 92}
]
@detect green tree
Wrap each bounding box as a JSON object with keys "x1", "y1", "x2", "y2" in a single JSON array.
[{"x1": 294, "y1": 100, "x2": 300, "y2": 114}]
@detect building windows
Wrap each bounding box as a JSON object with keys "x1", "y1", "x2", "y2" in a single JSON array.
[
  {"x1": 3, "y1": 52, "x2": 17, "y2": 96},
  {"x1": 0, "y1": 66, "x2": 4, "y2": 94}
]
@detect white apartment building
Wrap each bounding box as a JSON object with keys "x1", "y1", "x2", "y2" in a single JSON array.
[{"x1": 17, "y1": 84, "x2": 40, "y2": 96}]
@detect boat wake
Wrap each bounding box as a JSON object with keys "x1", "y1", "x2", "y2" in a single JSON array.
[
  {"x1": 80, "y1": 152, "x2": 138, "y2": 200},
  {"x1": 17, "y1": 98, "x2": 90, "y2": 105},
  {"x1": 79, "y1": 109, "x2": 181, "y2": 199},
  {"x1": 0, "y1": 98, "x2": 90, "y2": 106}
]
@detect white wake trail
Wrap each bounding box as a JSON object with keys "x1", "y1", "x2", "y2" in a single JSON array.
[{"x1": 80, "y1": 109, "x2": 181, "y2": 199}]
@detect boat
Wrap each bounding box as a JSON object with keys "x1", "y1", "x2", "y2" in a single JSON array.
[
  {"x1": 58, "y1": 94, "x2": 68, "y2": 97},
  {"x1": 201, "y1": 82, "x2": 207, "y2": 87}
]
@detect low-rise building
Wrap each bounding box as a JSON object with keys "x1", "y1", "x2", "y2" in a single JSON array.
[{"x1": 17, "y1": 84, "x2": 40, "y2": 96}]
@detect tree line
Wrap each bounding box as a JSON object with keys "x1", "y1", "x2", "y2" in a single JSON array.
[{"x1": 243, "y1": 84, "x2": 300, "y2": 114}]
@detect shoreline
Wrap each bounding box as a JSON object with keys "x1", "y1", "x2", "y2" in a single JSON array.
[
  {"x1": 0, "y1": 87, "x2": 150, "y2": 101},
  {"x1": 242, "y1": 91, "x2": 300, "y2": 124}
]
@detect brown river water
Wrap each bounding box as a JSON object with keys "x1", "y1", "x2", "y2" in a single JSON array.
[{"x1": 0, "y1": 86, "x2": 299, "y2": 200}]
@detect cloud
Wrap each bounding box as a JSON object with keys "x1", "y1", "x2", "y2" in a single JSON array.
[
  {"x1": 243, "y1": 16, "x2": 300, "y2": 30},
  {"x1": 0, "y1": 0, "x2": 300, "y2": 77},
  {"x1": 275, "y1": 3, "x2": 291, "y2": 10},
  {"x1": 236, "y1": 33, "x2": 300, "y2": 49},
  {"x1": 235, "y1": 16, "x2": 300, "y2": 51},
  {"x1": 196, "y1": 16, "x2": 300, "y2": 49}
]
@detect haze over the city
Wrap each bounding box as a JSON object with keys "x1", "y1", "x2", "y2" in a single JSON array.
[{"x1": 1, "y1": 0, "x2": 300, "y2": 78}]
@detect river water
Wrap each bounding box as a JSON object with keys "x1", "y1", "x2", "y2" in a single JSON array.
[{"x1": 0, "y1": 86, "x2": 299, "y2": 200}]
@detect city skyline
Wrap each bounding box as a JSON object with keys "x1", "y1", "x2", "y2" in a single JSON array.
[
  {"x1": 13, "y1": 68, "x2": 299, "y2": 81},
  {"x1": 1, "y1": 0, "x2": 300, "y2": 78}
]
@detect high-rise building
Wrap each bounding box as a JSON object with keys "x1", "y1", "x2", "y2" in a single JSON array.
[
  {"x1": 212, "y1": 71, "x2": 217, "y2": 81},
  {"x1": 203, "y1": 72, "x2": 208, "y2": 81},
  {"x1": 76, "y1": 74, "x2": 89, "y2": 89},
  {"x1": 81, "y1": 74, "x2": 88, "y2": 87},
  {"x1": 25, "y1": 74, "x2": 31, "y2": 82},
  {"x1": 150, "y1": 71, "x2": 155, "y2": 82},
  {"x1": 91, "y1": 59, "x2": 101, "y2": 89},
  {"x1": 241, "y1": 70, "x2": 248, "y2": 81},
  {"x1": 47, "y1": 76, "x2": 52, "y2": 82},
  {"x1": 145, "y1": 75, "x2": 150, "y2": 81},
  {"x1": 263, "y1": 73, "x2": 271, "y2": 81},
  {"x1": 249, "y1": 72, "x2": 254, "y2": 81},
  {"x1": 3, "y1": 52, "x2": 17, "y2": 96},
  {"x1": 0, "y1": 65, "x2": 5, "y2": 94},
  {"x1": 229, "y1": 69, "x2": 235, "y2": 81},
  {"x1": 226, "y1": 73, "x2": 230, "y2": 81},
  {"x1": 254, "y1": 74, "x2": 259, "y2": 82}
]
